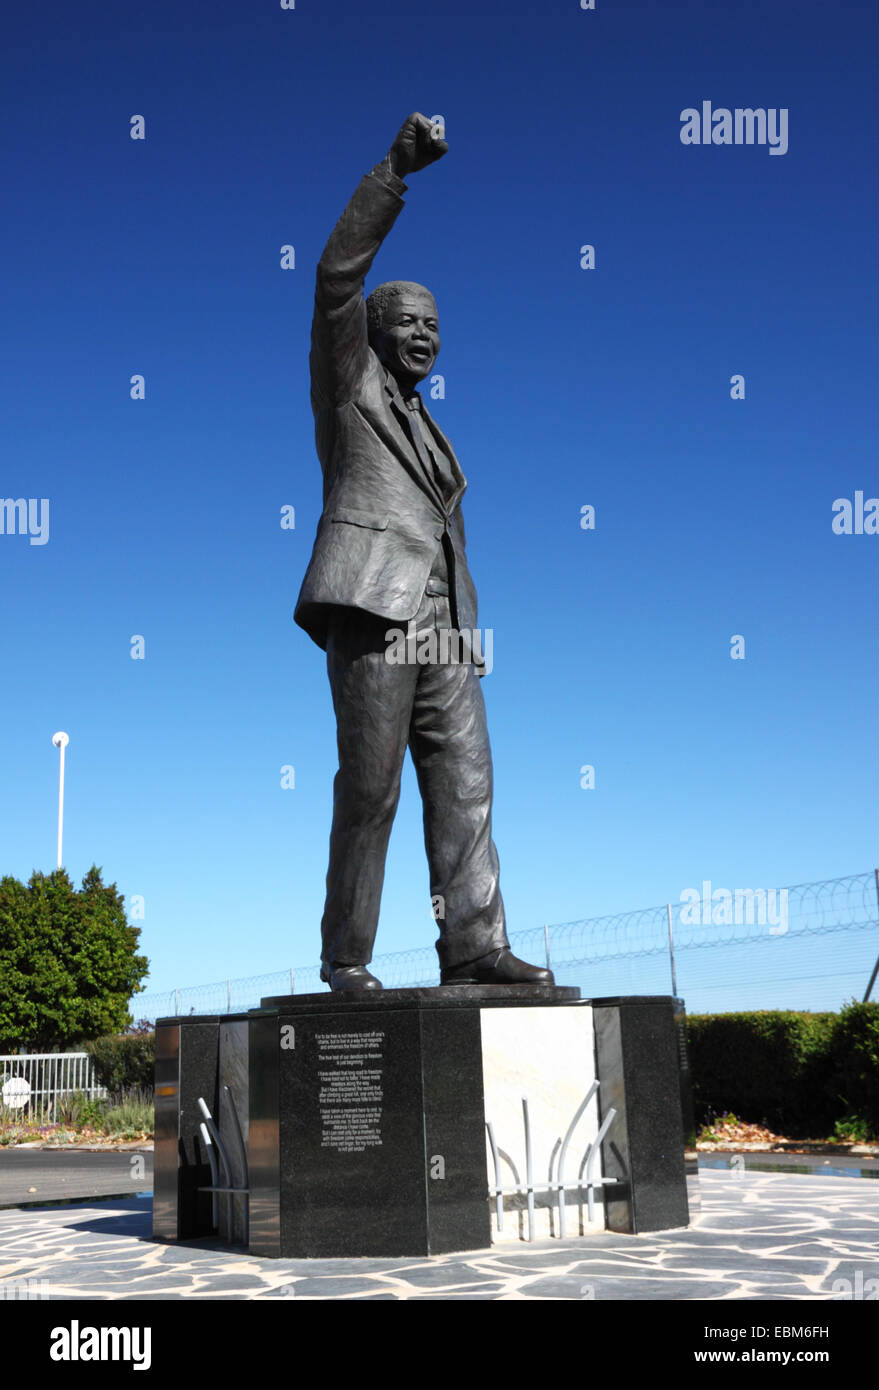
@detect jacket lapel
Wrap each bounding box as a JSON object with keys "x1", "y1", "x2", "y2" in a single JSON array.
[
  {"x1": 382, "y1": 372, "x2": 447, "y2": 510},
  {"x1": 366, "y1": 370, "x2": 434, "y2": 504},
  {"x1": 420, "y1": 401, "x2": 467, "y2": 508}
]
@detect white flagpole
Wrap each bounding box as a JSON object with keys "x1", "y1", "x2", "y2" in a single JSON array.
[{"x1": 52, "y1": 732, "x2": 69, "y2": 869}]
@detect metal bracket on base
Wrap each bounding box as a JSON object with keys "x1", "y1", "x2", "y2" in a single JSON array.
[
  {"x1": 196, "y1": 1087, "x2": 250, "y2": 1246},
  {"x1": 486, "y1": 1081, "x2": 622, "y2": 1241}
]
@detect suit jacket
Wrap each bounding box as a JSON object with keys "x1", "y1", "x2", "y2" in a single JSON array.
[{"x1": 294, "y1": 164, "x2": 480, "y2": 653}]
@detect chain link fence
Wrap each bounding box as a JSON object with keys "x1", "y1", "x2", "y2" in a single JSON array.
[{"x1": 132, "y1": 870, "x2": 879, "y2": 1022}]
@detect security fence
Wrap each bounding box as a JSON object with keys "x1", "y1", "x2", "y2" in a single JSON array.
[
  {"x1": 133, "y1": 870, "x2": 879, "y2": 1022},
  {"x1": 0, "y1": 1052, "x2": 107, "y2": 1125}
]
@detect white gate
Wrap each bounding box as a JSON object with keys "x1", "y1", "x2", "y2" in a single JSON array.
[{"x1": 0, "y1": 1053, "x2": 108, "y2": 1125}]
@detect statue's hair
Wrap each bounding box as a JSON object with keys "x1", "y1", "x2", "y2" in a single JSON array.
[{"x1": 366, "y1": 281, "x2": 436, "y2": 343}]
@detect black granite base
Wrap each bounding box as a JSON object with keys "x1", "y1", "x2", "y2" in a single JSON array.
[
  {"x1": 249, "y1": 988, "x2": 582, "y2": 1257},
  {"x1": 260, "y1": 984, "x2": 580, "y2": 1009},
  {"x1": 256, "y1": 1001, "x2": 485, "y2": 1256},
  {"x1": 153, "y1": 988, "x2": 692, "y2": 1257},
  {"x1": 592, "y1": 997, "x2": 691, "y2": 1233}
]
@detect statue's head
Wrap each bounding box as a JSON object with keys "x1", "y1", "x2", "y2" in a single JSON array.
[{"x1": 366, "y1": 281, "x2": 439, "y2": 389}]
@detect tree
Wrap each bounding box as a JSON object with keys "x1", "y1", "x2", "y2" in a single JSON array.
[{"x1": 0, "y1": 866, "x2": 149, "y2": 1051}]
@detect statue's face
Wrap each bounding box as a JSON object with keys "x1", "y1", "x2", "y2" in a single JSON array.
[{"x1": 375, "y1": 290, "x2": 440, "y2": 386}]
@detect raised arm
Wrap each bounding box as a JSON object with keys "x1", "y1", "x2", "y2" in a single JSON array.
[{"x1": 310, "y1": 114, "x2": 448, "y2": 409}]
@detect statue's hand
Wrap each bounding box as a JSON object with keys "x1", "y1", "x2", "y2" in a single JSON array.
[{"x1": 386, "y1": 113, "x2": 448, "y2": 178}]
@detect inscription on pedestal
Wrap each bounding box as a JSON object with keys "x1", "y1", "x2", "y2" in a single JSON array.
[
  {"x1": 317, "y1": 1028, "x2": 385, "y2": 1153},
  {"x1": 278, "y1": 1010, "x2": 425, "y2": 1256}
]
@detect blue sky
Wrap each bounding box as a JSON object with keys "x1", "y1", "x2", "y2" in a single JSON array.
[{"x1": 1, "y1": 0, "x2": 877, "y2": 1008}]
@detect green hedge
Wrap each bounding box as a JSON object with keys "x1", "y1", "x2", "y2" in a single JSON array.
[
  {"x1": 85, "y1": 1032, "x2": 155, "y2": 1095},
  {"x1": 685, "y1": 1001, "x2": 879, "y2": 1138},
  {"x1": 826, "y1": 1002, "x2": 879, "y2": 1134}
]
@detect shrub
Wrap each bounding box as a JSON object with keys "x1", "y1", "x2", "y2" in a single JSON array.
[
  {"x1": 686, "y1": 1003, "x2": 879, "y2": 1139},
  {"x1": 85, "y1": 1033, "x2": 155, "y2": 1094},
  {"x1": 56, "y1": 1090, "x2": 109, "y2": 1129},
  {"x1": 98, "y1": 1087, "x2": 154, "y2": 1138},
  {"x1": 826, "y1": 1000, "x2": 879, "y2": 1137},
  {"x1": 686, "y1": 1010, "x2": 838, "y2": 1136},
  {"x1": 833, "y1": 1115, "x2": 875, "y2": 1143}
]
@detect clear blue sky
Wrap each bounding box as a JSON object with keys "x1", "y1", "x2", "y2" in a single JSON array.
[{"x1": 1, "y1": 0, "x2": 877, "y2": 1005}]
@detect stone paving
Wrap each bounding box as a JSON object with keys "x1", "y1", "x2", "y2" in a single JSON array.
[{"x1": 1, "y1": 1170, "x2": 877, "y2": 1299}]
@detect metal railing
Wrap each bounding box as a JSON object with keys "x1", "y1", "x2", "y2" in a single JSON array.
[{"x1": 0, "y1": 1052, "x2": 108, "y2": 1125}]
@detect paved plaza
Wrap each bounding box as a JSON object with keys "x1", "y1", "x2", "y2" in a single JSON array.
[{"x1": 0, "y1": 1169, "x2": 877, "y2": 1300}]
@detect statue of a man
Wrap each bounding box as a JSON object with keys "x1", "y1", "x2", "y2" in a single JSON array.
[{"x1": 295, "y1": 114, "x2": 554, "y2": 993}]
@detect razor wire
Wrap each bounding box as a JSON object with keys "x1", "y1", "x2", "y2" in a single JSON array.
[{"x1": 131, "y1": 870, "x2": 879, "y2": 1022}]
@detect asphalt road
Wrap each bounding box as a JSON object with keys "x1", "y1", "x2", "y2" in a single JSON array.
[
  {"x1": 0, "y1": 1147, "x2": 153, "y2": 1207},
  {"x1": 1, "y1": 1146, "x2": 875, "y2": 1212}
]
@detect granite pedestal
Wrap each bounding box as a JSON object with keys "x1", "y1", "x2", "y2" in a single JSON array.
[{"x1": 153, "y1": 988, "x2": 693, "y2": 1257}]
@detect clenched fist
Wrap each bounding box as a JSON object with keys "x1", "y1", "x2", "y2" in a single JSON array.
[{"x1": 386, "y1": 112, "x2": 448, "y2": 179}]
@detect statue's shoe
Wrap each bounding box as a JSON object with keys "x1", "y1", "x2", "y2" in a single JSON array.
[
  {"x1": 441, "y1": 948, "x2": 555, "y2": 987},
  {"x1": 320, "y1": 962, "x2": 384, "y2": 991}
]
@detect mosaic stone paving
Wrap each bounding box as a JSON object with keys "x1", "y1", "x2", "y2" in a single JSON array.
[{"x1": 0, "y1": 1171, "x2": 877, "y2": 1300}]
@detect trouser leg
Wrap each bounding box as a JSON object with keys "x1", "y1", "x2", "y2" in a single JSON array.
[
  {"x1": 320, "y1": 607, "x2": 417, "y2": 966},
  {"x1": 408, "y1": 597, "x2": 510, "y2": 970}
]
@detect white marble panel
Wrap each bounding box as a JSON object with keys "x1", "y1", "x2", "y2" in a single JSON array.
[{"x1": 480, "y1": 1003, "x2": 604, "y2": 1242}]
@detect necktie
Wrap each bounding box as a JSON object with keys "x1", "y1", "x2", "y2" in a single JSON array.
[
  {"x1": 404, "y1": 393, "x2": 449, "y2": 499},
  {"x1": 404, "y1": 393, "x2": 453, "y2": 593}
]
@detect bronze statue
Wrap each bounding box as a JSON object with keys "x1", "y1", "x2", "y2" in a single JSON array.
[{"x1": 296, "y1": 114, "x2": 553, "y2": 992}]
